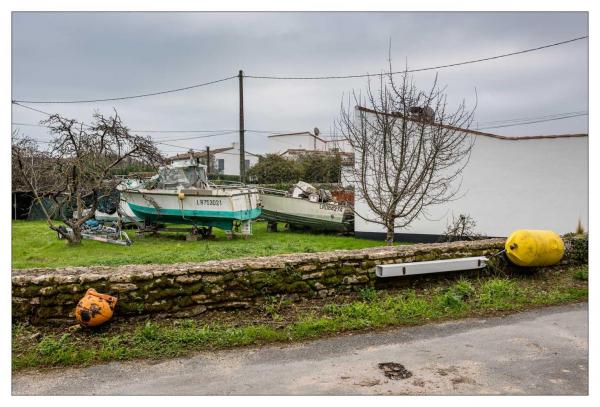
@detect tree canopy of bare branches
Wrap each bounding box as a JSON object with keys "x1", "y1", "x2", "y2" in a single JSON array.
[
  {"x1": 338, "y1": 67, "x2": 476, "y2": 245},
  {"x1": 12, "y1": 111, "x2": 164, "y2": 244}
]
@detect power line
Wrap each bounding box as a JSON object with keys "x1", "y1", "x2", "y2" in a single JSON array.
[
  {"x1": 477, "y1": 110, "x2": 588, "y2": 126},
  {"x1": 11, "y1": 102, "x2": 57, "y2": 118},
  {"x1": 10, "y1": 35, "x2": 587, "y2": 106},
  {"x1": 246, "y1": 35, "x2": 588, "y2": 80},
  {"x1": 12, "y1": 75, "x2": 237, "y2": 104},
  {"x1": 478, "y1": 113, "x2": 587, "y2": 130},
  {"x1": 13, "y1": 99, "x2": 587, "y2": 142},
  {"x1": 152, "y1": 131, "x2": 239, "y2": 142}
]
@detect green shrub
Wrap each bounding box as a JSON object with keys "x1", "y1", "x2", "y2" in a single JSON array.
[
  {"x1": 359, "y1": 287, "x2": 378, "y2": 302},
  {"x1": 478, "y1": 278, "x2": 519, "y2": 306},
  {"x1": 137, "y1": 321, "x2": 161, "y2": 341},
  {"x1": 564, "y1": 234, "x2": 588, "y2": 264},
  {"x1": 573, "y1": 267, "x2": 588, "y2": 281},
  {"x1": 437, "y1": 290, "x2": 465, "y2": 310},
  {"x1": 435, "y1": 280, "x2": 474, "y2": 311}
]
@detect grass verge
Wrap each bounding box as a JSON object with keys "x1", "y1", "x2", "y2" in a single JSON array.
[
  {"x1": 12, "y1": 220, "x2": 387, "y2": 269},
  {"x1": 12, "y1": 264, "x2": 587, "y2": 371}
]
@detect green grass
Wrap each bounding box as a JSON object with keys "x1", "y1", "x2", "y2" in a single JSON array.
[
  {"x1": 12, "y1": 265, "x2": 587, "y2": 371},
  {"x1": 11, "y1": 220, "x2": 387, "y2": 269}
]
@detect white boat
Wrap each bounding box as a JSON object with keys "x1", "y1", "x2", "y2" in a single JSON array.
[
  {"x1": 259, "y1": 182, "x2": 353, "y2": 232},
  {"x1": 120, "y1": 157, "x2": 261, "y2": 236}
]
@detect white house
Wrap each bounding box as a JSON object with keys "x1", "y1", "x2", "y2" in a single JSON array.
[
  {"x1": 268, "y1": 130, "x2": 352, "y2": 153},
  {"x1": 168, "y1": 142, "x2": 259, "y2": 177},
  {"x1": 268, "y1": 131, "x2": 329, "y2": 152},
  {"x1": 352, "y1": 108, "x2": 588, "y2": 241}
]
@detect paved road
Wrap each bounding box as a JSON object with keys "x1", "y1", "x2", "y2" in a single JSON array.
[{"x1": 13, "y1": 303, "x2": 588, "y2": 395}]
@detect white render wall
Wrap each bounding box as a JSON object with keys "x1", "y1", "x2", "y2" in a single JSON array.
[
  {"x1": 268, "y1": 134, "x2": 328, "y2": 153},
  {"x1": 354, "y1": 135, "x2": 588, "y2": 238},
  {"x1": 214, "y1": 147, "x2": 259, "y2": 176}
]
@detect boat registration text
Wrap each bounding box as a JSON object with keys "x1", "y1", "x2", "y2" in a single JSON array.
[
  {"x1": 196, "y1": 199, "x2": 223, "y2": 206},
  {"x1": 319, "y1": 203, "x2": 345, "y2": 212}
]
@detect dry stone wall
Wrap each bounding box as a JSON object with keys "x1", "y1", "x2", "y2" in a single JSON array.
[{"x1": 13, "y1": 239, "x2": 507, "y2": 325}]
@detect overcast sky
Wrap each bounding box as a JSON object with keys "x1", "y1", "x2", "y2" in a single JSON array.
[{"x1": 11, "y1": 11, "x2": 588, "y2": 155}]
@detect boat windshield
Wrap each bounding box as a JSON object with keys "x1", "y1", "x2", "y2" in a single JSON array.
[{"x1": 156, "y1": 161, "x2": 209, "y2": 189}]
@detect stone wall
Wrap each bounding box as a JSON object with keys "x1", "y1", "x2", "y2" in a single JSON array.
[{"x1": 13, "y1": 239, "x2": 509, "y2": 325}]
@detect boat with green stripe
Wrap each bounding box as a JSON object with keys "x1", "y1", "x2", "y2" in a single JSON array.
[{"x1": 121, "y1": 156, "x2": 261, "y2": 236}]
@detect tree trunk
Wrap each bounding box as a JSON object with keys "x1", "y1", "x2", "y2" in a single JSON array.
[
  {"x1": 68, "y1": 227, "x2": 83, "y2": 245},
  {"x1": 385, "y1": 224, "x2": 395, "y2": 246}
]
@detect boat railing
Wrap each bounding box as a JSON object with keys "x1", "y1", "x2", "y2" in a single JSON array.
[
  {"x1": 256, "y1": 187, "x2": 288, "y2": 196},
  {"x1": 208, "y1": 180, "x2": 248, "y2": 187}
]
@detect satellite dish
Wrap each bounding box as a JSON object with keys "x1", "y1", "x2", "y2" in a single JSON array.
[{"x1": 314, "y1": 127, "x2": 320, "y2": 136}]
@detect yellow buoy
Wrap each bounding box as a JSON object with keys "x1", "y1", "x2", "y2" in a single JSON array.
[{"x1": 505, "y1": 230, "x2": 564, "y2": 267}]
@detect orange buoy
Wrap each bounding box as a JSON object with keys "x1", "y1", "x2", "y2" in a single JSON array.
[{"x1": 75, "y1": 288, "x2": 117, "y2": 327}]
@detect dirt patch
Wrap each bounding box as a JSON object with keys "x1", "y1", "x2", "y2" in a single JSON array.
[
  {"x1": 354, "y1": 379, "x2": 381, "y2": 387},
  {"x1": 378, "y1": 362, "x2": 413, "y2": 380},
  {"x1": 436, "y1": 366, "x2": 459, "y2": 376},
  {"x1": 451, "y1": 376, "x2": 477, "y2": 388}
]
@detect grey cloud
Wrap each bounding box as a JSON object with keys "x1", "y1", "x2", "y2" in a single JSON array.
[{"x1": 12, "y1": 11, "x2": 588, "y2": 152}]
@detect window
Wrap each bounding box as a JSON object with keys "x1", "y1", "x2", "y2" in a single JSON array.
[
  {"x1": 217, "y1": 159, "x2": 225, "y2": 172},
  {"x1": 245, "y1": 159, "x2": 251, "y2": 170}
]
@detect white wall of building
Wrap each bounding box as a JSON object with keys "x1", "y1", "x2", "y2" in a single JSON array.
[
  {"x1": 214, "y1": 143, "x2": 259, "y2": 176},
  {"x1": 354, "y1": 135, "x2": 588, "y2": 239},
  {"x1": 268, "y1": 133, "x2": 328, "y2": 153}
]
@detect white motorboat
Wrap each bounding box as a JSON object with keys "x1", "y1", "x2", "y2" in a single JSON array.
[
  {"x1": 259, "y1": 181, "x2": 353, "y2": 232},
  {"x1": 120, "y1": 157, "x2": 261, "y2": 236}
]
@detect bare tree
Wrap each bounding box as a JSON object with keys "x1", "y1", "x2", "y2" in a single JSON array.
[
  {"x1": 338, "y1": 66, "x2": 476, "y2": 245},
  {"x1": 440, "y1": 213, "x2": 482, "y2": 242},
  {"x1": 12, "y1": 111, "x2": 163, "y2": 244}
]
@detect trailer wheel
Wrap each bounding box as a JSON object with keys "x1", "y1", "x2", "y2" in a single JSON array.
[{"x1": 200, "y1": 227, "x2": 213, "y2": 238}]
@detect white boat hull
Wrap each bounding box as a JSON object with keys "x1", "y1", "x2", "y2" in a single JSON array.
[
  {"x1": 260, "y1": 193, "x2": 353, "y2": 232},
  {"x1": 121, "y1": 187, "x2": 261, "y2": 232}
]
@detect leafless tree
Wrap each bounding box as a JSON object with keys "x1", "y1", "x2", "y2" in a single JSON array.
[
  {"x1": 440, "y1": 213, "x2": 482, "y2": 242},
  {"x1": 12, "y1": 111, "x2": 164, "y2": 244},
  {"x1": 338, "y1": 65, "x2": 476, "y2": 245}
]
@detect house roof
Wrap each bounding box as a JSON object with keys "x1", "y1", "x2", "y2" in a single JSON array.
[
  {"x1": 356, "y1": 106, "x2": 588, "y2": 141},
  {"x1": 281, "y1": 148, "x2": 353, "y2": 157},
  {"x1": 168, "y1": 147, "x2": 262, "y2": 161},
  {"x1": 167, "y1": 147, "x2": 233, "y2": 161},
  {"x1": 268, "y1": 131, "x2": 328, "y2": 144}
]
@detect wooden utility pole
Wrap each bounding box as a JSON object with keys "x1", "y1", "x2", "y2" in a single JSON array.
[
  {"x1": 238, "y1": 70, "x2": 246, "y2": 183},
  {"x1": 206, "y1": 146, "x2": 210, "y2": 175}
]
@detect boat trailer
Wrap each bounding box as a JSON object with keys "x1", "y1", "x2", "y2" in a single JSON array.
[{"x1": 57, "y1": 220, "x2": 132, "y2": 246}]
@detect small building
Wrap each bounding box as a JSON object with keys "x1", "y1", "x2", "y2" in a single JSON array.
[
  {"x1": 268, "y1": 131, "x2": 327, "y2": 152},
  {"x1": 168, "y1": 142, "x2": 259, "y2": 177}
]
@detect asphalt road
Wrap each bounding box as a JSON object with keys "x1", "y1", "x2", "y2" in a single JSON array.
[{"x1": 12, "y1": 302, "x2": 588, "y2": 395}]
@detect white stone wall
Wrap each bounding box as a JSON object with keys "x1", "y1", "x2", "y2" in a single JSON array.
[{"x1": 354, "y1": 135, "x2": 588, "y2": 238}]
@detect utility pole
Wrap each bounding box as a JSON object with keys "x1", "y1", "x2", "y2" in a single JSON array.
[
  {"x1": 238, "y1": 70, "x2": 246, "y2": 184},
  {"x1": 206, "y1": 146, "x2": 211, "y2": 175}
]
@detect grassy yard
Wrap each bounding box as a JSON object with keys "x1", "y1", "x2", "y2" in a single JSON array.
[
  {"x1": 12, "y1": 220, "x2": 387, "y2": 269},
  {"x1": 12, "y1": 264, "x2": 587, "y2": 371}
]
